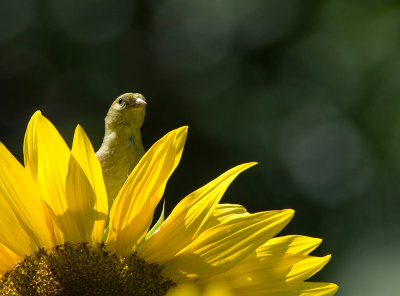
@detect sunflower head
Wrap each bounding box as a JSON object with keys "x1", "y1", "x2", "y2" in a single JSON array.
[{"x1": 0, "y1": 111, "x2": 338, "y2": 296}]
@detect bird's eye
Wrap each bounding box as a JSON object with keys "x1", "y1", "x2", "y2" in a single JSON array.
[{"x1": 118, "y1": 98, "x2": 123, "y2": 105}]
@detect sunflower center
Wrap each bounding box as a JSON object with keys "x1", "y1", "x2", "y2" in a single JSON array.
[{"x1": 0, "y1": 242, "x2": 174, "y2": 296}]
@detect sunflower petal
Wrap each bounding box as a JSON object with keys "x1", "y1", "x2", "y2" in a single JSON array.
[
  {"x1": 236, "y1": 282, "x2": 338, "y2": 296},
  {"x1": 211, "y1": 203, "x2": 248, "y2": 219},
  {"x1": 258, "y1": 235, "x2": 322, "y2": 255},
  {"x1": 107, "y1": 127, "x2": 187, "y2": 255},
  {"x1": 286, "y1": 254, "x2": 331, "y2": 282},
  {"x1": 138, "y1": 163, "x2": 256, "y2": 264},
  {"x1": 145, "y1": 200, "x2": 165, "y2": 240},
  {"x1": 23, "y1": 111, "x2": 72, "y2": 244},
  {"x1": 162, "y1": 209, "x2": 294, "y2": 282},
  {"x1": 203, "y1": 203, "x2": 249, "y2": 229},
  {"x1": 0, "y1": 199, "x2": 32, "y2": 258},
  {"x1": 23, "y1": 110, "x2": 41, "y2": 179},
  {"x1": 64, "y1": 125, "x2": 108, "y2": 243},
  {"x1": 166, "y1": 283, "x2": 200, "y2": 296},
  {"x1": 0, "y1": 243, "x2": 20, "y2": 275},
  {"x1": 205, "y1": 252, "x2": 331, "y2": 288},
  {"x1": 0, "y1": 142, "x2": 54, "y2": 256}
]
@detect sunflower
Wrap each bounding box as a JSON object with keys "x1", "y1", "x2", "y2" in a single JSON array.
[{"x1": 0, "y1": 111, "x2": 338, "y2": 296}]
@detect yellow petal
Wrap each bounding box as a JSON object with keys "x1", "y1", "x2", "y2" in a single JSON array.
[
  {"x1": 0, "y1": 142, "x2": 54, "y2": 256},
  {"x1": 203, "y1": 282, "x2": 234, "y2": 296},
  {"x1": 211, "y1": 203, "x2": 248, "y2": 219},
  {"x1": 203, "y1": 252, "x2": 331, "y2": 290},
  {"x1": 145, "y1": 200, "x2": 165, "y2": 240},
  {"x1": 107, "y1": 127, "x2": 187, "y2": 255},
  {"x1": 23, "y1": 110, "x2": 41, "y2": 179},
  {"x1": 166, "y1": 283, "x2": 200, "y2": 296},
  {"x1": 236, "y1": 282, "x2": 338, "y2": 296},
  {"x1": 63, "y1": 125, "x2": 108, "y2": 242},
  {"x1": 167, "y1": 282, "x2": 234, "y2": 296},
  {"x1": 203, "y1": 203, "x2": 249, "y2": 229},
  {"x1": 0, "y1": 243, "x2": 20, "y2": 275},
  {"x1": 162, "y1": 209, "x2": 294, "y2": 282},
  {"x1": 258, "y1": 235, "x2": 322, "y2": 255},
  {"x1": 286, "y1": 254, "x2": 331, "y2": 282},
  {"x1": 23, "y1": 111, "x2": 71, "y2": 244},
  {"x1": 139, "y1": 163, "x2": 256, "y2": 264},
  {"x1": 295, "y1": 283, "x2": 338, "y2": 296}
]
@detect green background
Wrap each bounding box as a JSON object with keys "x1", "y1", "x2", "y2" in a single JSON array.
[{"x1": 1, "y1": 0, "x2": 400, "y2": 294}]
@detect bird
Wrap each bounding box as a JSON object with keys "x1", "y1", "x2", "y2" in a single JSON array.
[{"x1": 96, "y1": 93, "x2": 147, "y2": 206}]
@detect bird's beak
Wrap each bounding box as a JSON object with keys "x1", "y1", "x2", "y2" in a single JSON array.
[{"x1": 133, "y1": 97, "x2": 147, "y2": 109}]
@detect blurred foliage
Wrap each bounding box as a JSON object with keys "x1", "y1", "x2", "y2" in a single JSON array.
[{"x1": 1, "y1": 0, "x2": 400, "y2": 294}]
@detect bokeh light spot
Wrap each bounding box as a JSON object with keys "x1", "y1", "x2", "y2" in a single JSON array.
[
  {"x1": 153, "y1": 0, "x2": 235, "y2": 72},
  {"x1": 279, "y1": 104, "x2": 372, "y2": 204}
]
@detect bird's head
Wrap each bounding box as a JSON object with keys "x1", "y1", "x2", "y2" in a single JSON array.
[{"x1": 105, "y1": 93, "x2": 147, "y2": 131}]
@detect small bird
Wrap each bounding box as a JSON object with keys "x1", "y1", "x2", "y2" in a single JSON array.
[{"x1": 96, "y1": 93, "x2": 147, "y2": 206}]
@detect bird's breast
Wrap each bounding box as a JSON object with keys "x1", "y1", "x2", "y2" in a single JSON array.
[{"x1": 128, "y1": 136, "x2": 135, "y2": 147}]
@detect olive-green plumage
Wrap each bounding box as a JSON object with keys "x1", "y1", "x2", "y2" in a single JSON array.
[{"x1": 96, "y1": 93, "x2": 146, "y2": 206}]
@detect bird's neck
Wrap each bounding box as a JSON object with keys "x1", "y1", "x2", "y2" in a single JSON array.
[
  {"x1": 100, "y1": 123, "x2": 143, "y2": 153},
  {"x1": 110, "y1": 126, "x2": 141, "y2": 143}
]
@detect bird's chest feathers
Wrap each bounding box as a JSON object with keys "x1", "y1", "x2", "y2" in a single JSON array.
[
  {"x1": 101, "y1": 130, "x2": 142, "y2": 173},
  {"x1": 111, "y1": 135, "x2": 139, "y2": 160},
  {"x1": 109, "y1": 128, "x2": 140, "y2": 150},
  {"x1": 128, "y1": 136, "x2": 137, "y2": 148}
]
